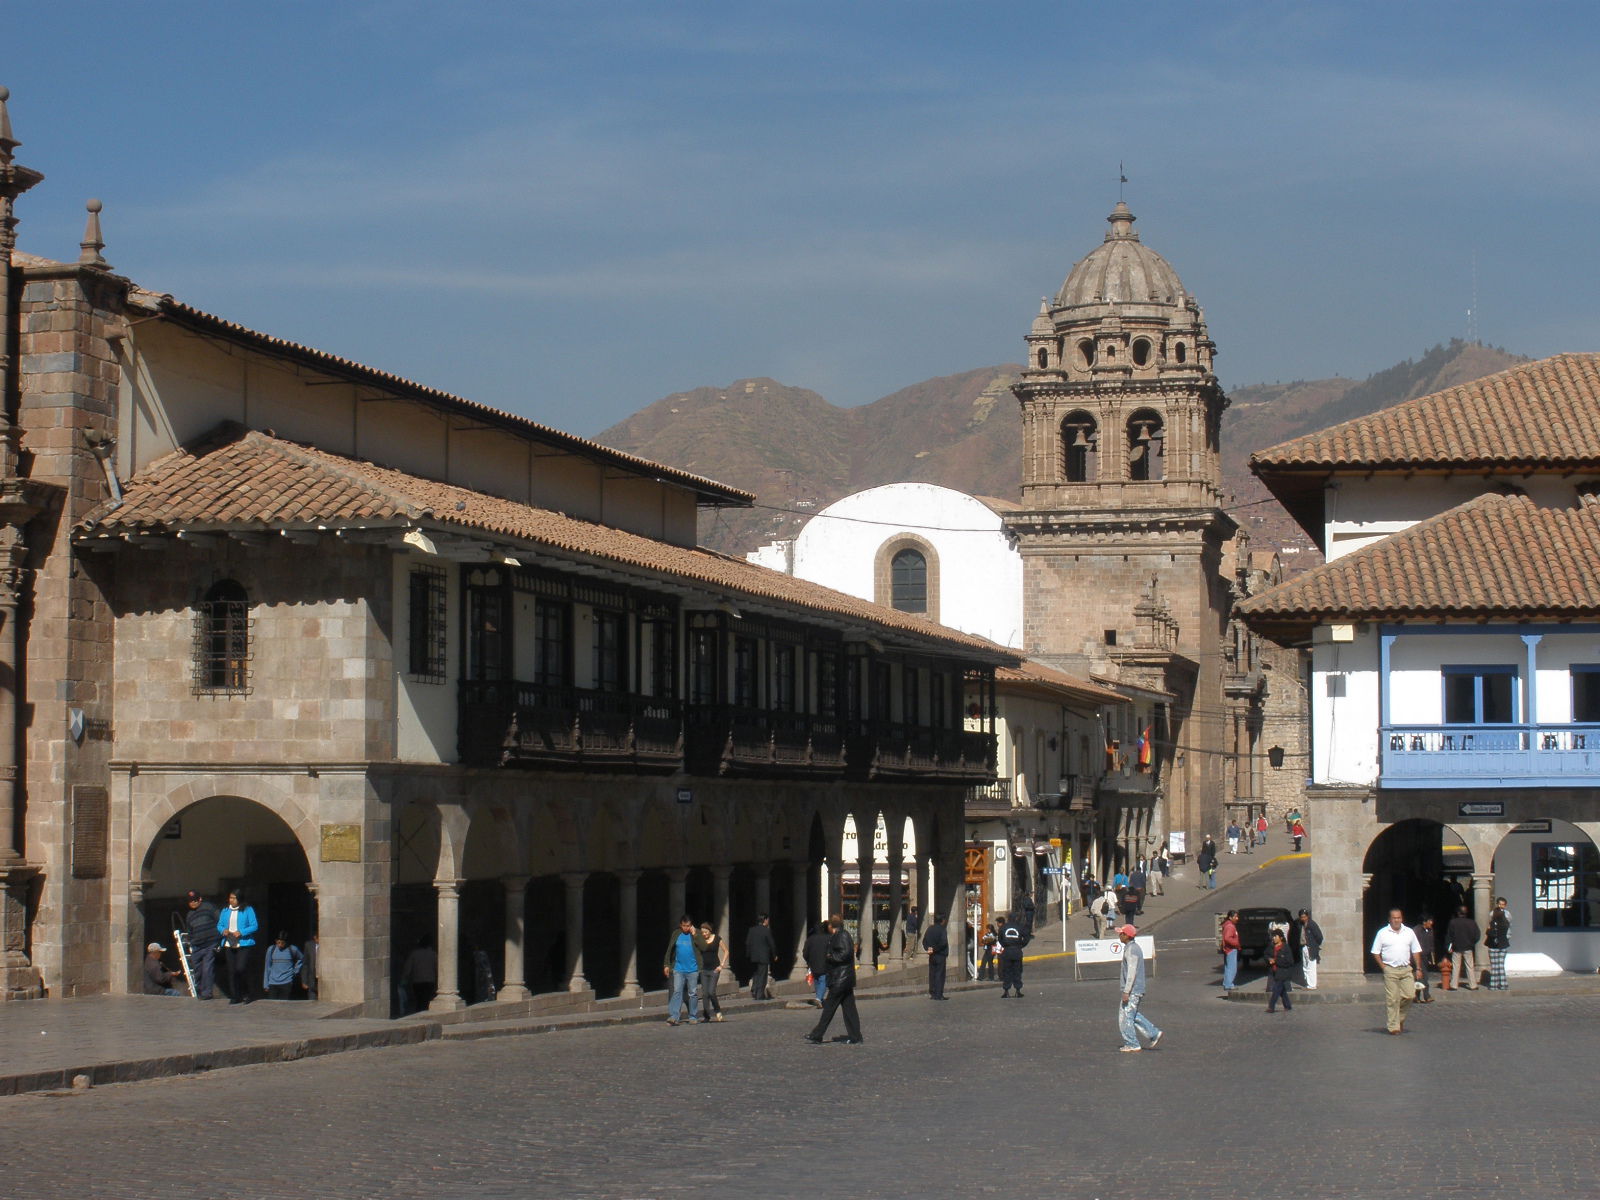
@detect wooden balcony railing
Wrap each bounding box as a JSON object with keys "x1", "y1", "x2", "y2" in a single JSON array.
[
  {"x1": 459, "y1": 680, "x2": 682, "y2": 772},
  {"x1": 684, "y1": 705, "x2": 846, "y2": 778},
  {"x1": 1380, "y1": 722, "x2": 1600, "y2": 789}
]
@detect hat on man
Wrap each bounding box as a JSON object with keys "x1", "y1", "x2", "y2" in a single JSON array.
[
  {"x1": 1118, "y1": 924, "x2": 1137, "y2": 938},
  {"x1": 147, "y1": 941, "x2": 167, "y2": 952},
  {"x1": 185, "y1": 890, "x2": 200, "y2": 901}
]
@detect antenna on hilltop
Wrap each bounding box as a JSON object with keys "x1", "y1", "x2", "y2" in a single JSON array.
[{"x1": 1466, "y1": 249, "x2": 1480, "y2": 345}]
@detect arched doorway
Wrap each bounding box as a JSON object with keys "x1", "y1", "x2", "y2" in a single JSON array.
[
  {"x1": 1491, "y1": 818, "x2": 1600, "y2": 972},
  {"x1": 141, "y1": 796, "x2": 314, "y2": 987},
  {"x1": 1362, "y1": 818, "x2": 1473, "y2": 972}
]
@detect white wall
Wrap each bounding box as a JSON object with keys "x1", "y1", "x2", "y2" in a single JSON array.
[
  {"x1": 756, "y1": 483, "x2": 1023, "y2": 648},
  {"x1": 1493, "y1": 817, "x2": 1600, "y2": 972},
  {"x1": 394, "y1": 553, "x2": 459, "y2": 763},
  {"x1": 1325, "y1": 476, "x2": 1586, "y2": 561},
  {"x1": 1311, "y1": 628, "x2": 1381, "y2": 786}
]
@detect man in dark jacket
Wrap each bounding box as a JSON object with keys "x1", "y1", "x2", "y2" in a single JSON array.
[
  {"x1": 1266, "y1": 930, "x2": 1295, "y2": 1013},
  {"x1": 803, "y1": 923, "x2": 831, "y2": 1007},
  {"x1": 922, "y1": 911, "x2": 949, "y2": 1000},
  {"x1": 180, "y1": 890, "x2": 222, "y2": 1000},
  {"x1": 1292, "y1": 908, "x2": 1325, "y2": 989},
  {"x1": 803, "y1": 914, "x2": 862, "y2": 1044},
  {"x1": 998, "y1": 914, "x2": 1030, "y2": 998},
  {"x1": 1415, "y1": 914, "x2": 1437, "y2": 1002},
  {"x1": 745, "y1": 914, "x2": 778, "y2": 1000},
  {"x1": 1446, "y1": 905, "x2": 1482, "y2": 990}
]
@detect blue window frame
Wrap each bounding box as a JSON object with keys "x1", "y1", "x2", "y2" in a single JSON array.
[
  {"x1": 1441, "y1": 664, "x2": 1517, "y2": 724},
  {"x1": 1572, "y1": 665, "x2": 1600, "y2": 724}
]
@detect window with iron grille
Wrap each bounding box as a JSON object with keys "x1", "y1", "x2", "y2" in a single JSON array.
[
  {"x1": 194, "y1": 579, "x2": 251, "y2": 695},
  {"x1": 733, "y1": 637, "x2": 758, "y2": 708},
  {"x1": 772, "y1": 645, "x2": 797, "y2": 712},
  {"x1": 408, "y1": 565, "x2": 448, "y2": 683},
  {"x1": 593, "y1": 609, "x2": 626, "y2": 693},
  {"x1": 535, "y1": 600, "x2": 572, "y2": 688}
]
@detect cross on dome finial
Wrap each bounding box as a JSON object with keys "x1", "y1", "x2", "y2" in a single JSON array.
[{"x1": 79, "y1": 198, "x2": 108, "y2": 268}]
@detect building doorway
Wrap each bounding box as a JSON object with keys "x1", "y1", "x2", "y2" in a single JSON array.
[{"x1": 1361, "y1": 818, "x2": 1471, "y2": 973}]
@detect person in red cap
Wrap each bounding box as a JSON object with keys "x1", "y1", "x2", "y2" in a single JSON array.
[{"x1": 1117, "y1": 924, "x2": 1163, "y2": 1052}]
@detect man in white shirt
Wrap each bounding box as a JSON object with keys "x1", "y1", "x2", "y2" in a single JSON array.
[{"x1": 1370, "y1": 908, "x2": 1423, "y2": 1034}]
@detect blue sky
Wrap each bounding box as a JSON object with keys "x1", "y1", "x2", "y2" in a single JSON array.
[{"x1": 8, "y1": 2, "x2": 1600, "y2": 434}]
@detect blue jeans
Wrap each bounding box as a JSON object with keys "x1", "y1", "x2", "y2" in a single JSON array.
[
  {"x1": 1119, "y1": 994, "x2": 1161, "y2": 1048},
  {"x1": 669, "y1": 969, "x2": 700, "y2": 1022},
  {"x1": 1222, "y1": 948, "x2": 1238, "y2": 991},
  {"x1": 813, "y1": 972, "x2": 828, "y2": 1003}
]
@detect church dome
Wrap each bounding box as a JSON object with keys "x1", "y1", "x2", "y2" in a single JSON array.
[{"x1": 1055, "y1": 202, "x2": 1186, "y2": 309}]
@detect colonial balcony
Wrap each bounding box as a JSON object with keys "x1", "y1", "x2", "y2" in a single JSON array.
[
  {"x1": 1223, "y1": 668, "x2": 1265, "y2": 700},
  {"x1": 684, "y1": 706, "x2": 846, "y2": 778},
  {"x1": 459, "y1": 680, "x2": 683, "y2": 772},
  {"x1": 850, "y1": 723, "x2": 996, "y2": 784},
  {"x1": 1380, "y1": 723, "x2": 1600, "y2": 789}
]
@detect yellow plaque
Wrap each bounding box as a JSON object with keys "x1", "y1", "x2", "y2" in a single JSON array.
[{"x1": 320, "y1": 823, "x2": 362, "y2": 863}]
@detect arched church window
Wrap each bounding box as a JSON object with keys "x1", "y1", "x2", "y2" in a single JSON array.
[
  {"x1": 1061, "y1": 412, "x2": 1098, "y2": 482},
  {"x1": 1127, "y1": 409, "x2": 1165, "y2": 482},
  {"x1": 195, "y1": 579, "x2": 251, "y2": 694},
  {"x1": 1132, "y1": 338, "x2": 1152, "y2": 367},
  {"x1": 890, "y1": 548, "x2": 928, "y2": 613},
  {"x1": 1077, "y1": 339, "x2": 1095, "y2": 369},
  {"x1": 1036, "y1": 348, "x2": 1048, "y2": 369},
  {"x1": 1173, "y1": 341, "x2": 1187, "y2": 364}
]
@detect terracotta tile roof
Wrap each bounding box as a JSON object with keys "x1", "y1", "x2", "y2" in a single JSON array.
[
  {"x1": 1235, "y1": 492, "x2": 1600, "y2": 636},
  {"x1": 79, "y1": 428, "x2": 1017, "y2": 662},
  {"x1": 997, "y1": 661, "x2": 1128, "y2": 707},
  {"x1": 1250, "y1": 353, "x2": 1600, "y2": 472}
]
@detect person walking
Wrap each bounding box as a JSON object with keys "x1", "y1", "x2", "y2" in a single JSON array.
[
  {"x1": 1485, "y1": 896, "x2": 1511, "y2": 990},
  {"x1": 1220, "y1": 909, "x2": 1241, "y2": 995},
  {"x1": 1291, "y1": 819, "x2": 1307, "y2": 853},
  {"x1": 803, "y1": 921, "x2": 831, "y2": 1007},
  {"x1": 1226, "y1": 821, "x2": 1242, "y2": 855},
  {"x1": 261, "y1": 932, "x2": 304, "y2": 1001},
  {"x1": 1127, "y1": 863, "x2": 1147, "y2": 916},
  {"x1": 218, "y1": 890, "x2": 259, "y2": 1004},
  {"x1": 1295, "y1": 909, "x2": 1324, "y2": 990},
  {"x1": 180, "y1": 889, "x2": 222, "y2": 1000},
  {"x1": 922, "y1": 912, "x2": 949, "y2": 1000},
  {"x1": 803, "y1": 914, "x2": 863, "y2": 1044},
  {"x1": 662, "y1": 915, "x2": 709, "y2": 1026},
  {"x1": 745, "y1": 913, "x2": 777, "y2": 1000},
  {"x1": 1265, "y1": 929, "x2": 1295, "y2": 1013},
  {"x1": 1197, "y1": 838, "x2": 1218, "y2": 890},
  {"x1": 1149, "y1": 851, "x2": 1166, "y2": 896},
  {"x1": 978, "y1": 921, "x2": 998, "y2": 982},
  {"x1": 1415, "y1": 914, "x2": 1437, "y2": 1003},
  {"x1": 1255, "y1": 814, "x2": 1269, "y2": 849},
  {"x1": 1089, "y1": 888, "x2": 1114, "y2": 939},
  {"x1": 400, "y1": 934, "x2": 438, "y2": 1014},
  {"x1": 1116, "y1": 925, "x2": 1163, "y2": 1052},
  {"x1": 1446, "y1": 905, "x2": 1482, "y2": 990},
  {"x1": 697, "y1": 922, "x2": 729, "y2": 1022},
  {"x1": 905, "y1": 905, "x2": 922, "y2": 952},
  {"x1": 998, "y1": 914, "x2": 1030, "y2": 998},
  {"x1": 1371, "y1": 908, "x2": 1423, "y2": 1034}
]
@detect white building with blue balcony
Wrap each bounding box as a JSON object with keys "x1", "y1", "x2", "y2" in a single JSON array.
[{"x1": 1239, "y1": 354, "x2": 1600, "y2": 980}]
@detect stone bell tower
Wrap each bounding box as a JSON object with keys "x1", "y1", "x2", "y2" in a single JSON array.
[{"x1": 1003, "y1": 201, "x2": 1236, "y2": 848}]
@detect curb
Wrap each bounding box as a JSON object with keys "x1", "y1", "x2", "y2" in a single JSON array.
[{"x1": 0, "y1": 1021, "x2": 441, "y2": 1098}]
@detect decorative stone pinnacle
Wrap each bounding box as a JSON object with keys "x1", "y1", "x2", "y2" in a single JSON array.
[
  {"x1": 79, "y1": 198, "x2": 108, "y2": 268},
  {"x1": 0, "y1": 86, "x2": 14, "y2": 156}
]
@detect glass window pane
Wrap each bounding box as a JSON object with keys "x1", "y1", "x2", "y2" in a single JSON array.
[
  {"x1": 1574, "y1": 669, "x2": 1600, "y2": 724},
  {"x1": 1443, "y1": 673, "x2": 1476, "y2": 724},
  {"x1": 1481, "y1": 672, "x2": 1514, "y2": 723}
]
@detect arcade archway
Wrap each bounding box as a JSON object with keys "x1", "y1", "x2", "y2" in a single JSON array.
[{"x1": 1361, "y1": 818, "x2": 1473, "y2": 972}]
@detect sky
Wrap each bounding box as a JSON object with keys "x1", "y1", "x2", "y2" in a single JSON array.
[{"x1": 7, "y1": 2, "x2": 1600, "y2": 436}]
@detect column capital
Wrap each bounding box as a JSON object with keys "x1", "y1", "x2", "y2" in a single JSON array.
[
  {"x1": 560, "y1": 870, "x2": 589, "y2": 889},
  {"x1": 434, "y1": 877, "x2": 464, "y2": 897},
  {"x1": 304, "y1": 882, "x2": 320, "y2": 898},
  {"x1": 710, "y1": 863, "x2": 733, "y2": 881},
  {"x1": 615, "y1": 868, "x2": 643, "y2": 885},
  {"x1": 500, "y1": 873, "x2": 532, "y2": 892},
  {"x1": 665, "y1": 866, "x2": 689, "y2": 883}
]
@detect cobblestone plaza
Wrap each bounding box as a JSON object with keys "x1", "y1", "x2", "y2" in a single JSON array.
[{"x1": 5, "y1": 862, "x2": 1596, "y2": 1199}]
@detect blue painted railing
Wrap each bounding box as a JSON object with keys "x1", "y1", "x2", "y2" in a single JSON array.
[{"x1": 1380, "y1": 723, "x2": 1600, "y2": 787}]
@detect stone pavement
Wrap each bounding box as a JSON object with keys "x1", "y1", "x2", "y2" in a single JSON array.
[{"x1": 7, "y1": 918, "x2": 1600, "y2": 1199}]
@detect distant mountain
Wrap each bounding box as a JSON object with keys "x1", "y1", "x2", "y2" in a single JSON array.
[{"x1": 596, "y1": 340, "x2": 1527, "y2": 560}]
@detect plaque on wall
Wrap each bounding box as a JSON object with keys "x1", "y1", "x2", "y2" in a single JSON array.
[
  {"x1": 1458, "y1": 801, "x2": 1505, "y2": 818},
  {"x1": 320, "y1": 823, "x2": 362, "y2": 863}
]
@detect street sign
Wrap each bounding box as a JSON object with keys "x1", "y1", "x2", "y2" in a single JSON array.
[{"x1": 1041, "y1": 866, "x2": 1068, "y2": 876}]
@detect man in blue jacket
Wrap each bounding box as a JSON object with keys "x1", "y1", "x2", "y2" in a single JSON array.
[{"x1": 921, "y1": 912, "x2": 949, "y2": 1000}]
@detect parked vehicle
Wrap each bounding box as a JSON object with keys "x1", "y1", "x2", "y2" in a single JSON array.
[{"x1": 1235, "y1": 907, "x2": 1293, "y2": 965}]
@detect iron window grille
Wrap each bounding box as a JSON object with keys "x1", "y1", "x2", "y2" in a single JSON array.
[
  {"x1": 408, "y1": 565, "x2": 448, "y2": 684},
  {"x1": 194, "y1": 579, "x2": 252, "y2": 695}
]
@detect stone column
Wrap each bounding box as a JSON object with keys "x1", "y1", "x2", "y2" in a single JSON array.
[
  {"x1": 856, "y1": 820, "x2": 875, "y2": 967},
  {"x1": 127, "y1": 878, "x2": 148, "y2": 994},
  {"x1": 429, "y1": 878, "x2": 465, "y2": 1012},
  {"x1": 666, "y1": 867, "x2": 688, "y2": 924},
  {"x1": 498, "y1": 875, "x2": 531, "y2": 1002},
  {"x1": 824, "y1": 854, "x2": 842, "y2": 919},
  {"x1": 1471, "y1": 873, "x2": 1495, "y2": 928},
  {"x1": 789, "y1": 859, "x2": 810, "y2": 972},
  {"x1": 887, "y1": 844, "x2": 905, "y2": 960},
  {"x1": 711, "y1": 864, "x2": 732, "y2": 945},
  {"x1": 562, "y1": 871, "x2": 588, "y2": 993},
  {"x1": 617, "y1": 869, "x2": 642, "y2": 999},
  {"x1": 914, "y1": 851, "x2": 931, "y2": 949},
  {"x1": 941, "y1": 844, "x2": 968, "y2": 979}
]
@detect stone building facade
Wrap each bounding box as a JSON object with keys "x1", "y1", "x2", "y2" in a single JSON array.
[{"x1": 0, "y1": 92, "x2": 1013, "y2": 1011}]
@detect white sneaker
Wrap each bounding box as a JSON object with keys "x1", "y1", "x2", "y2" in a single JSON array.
[
  {"x1": 1119, "y1": 1045, "x2": 1142, "y2": 1053},
  {"x1": 1149, "y1": 1031, "x2": 1163, "y2": 1049}
]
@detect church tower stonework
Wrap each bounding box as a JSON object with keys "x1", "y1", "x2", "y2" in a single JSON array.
[{"x1": 1004, "y1": 202, "x2": 1236, "y2": 851}]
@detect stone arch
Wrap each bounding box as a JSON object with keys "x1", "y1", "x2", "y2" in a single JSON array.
[
  {"x1": 1361, "y1": 818, "x2": 1476, "y2": 971},
  {"x1": 1491, "y1": 818, "x2": 1600, "y2": 971},
  {"x1": 873, "y1": 534, "x2": 940, "y2": 621},
  {"x1": 135, "y1": 776, "x2": 319, "y2": 886},
  {"x1": 462, "y1": 801, "x2": 521, "y2": 880},
  {"x1": 1060, "y1": 410, "x2": 1098, "y2": 483},
  {"x1": 1126, "y1": 407, "x2": 1166, "y2": 482}
]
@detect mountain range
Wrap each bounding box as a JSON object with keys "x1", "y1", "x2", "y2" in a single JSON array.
[{"x1": 596, "y1": 340, "x2": 1526, "y2": 563}]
